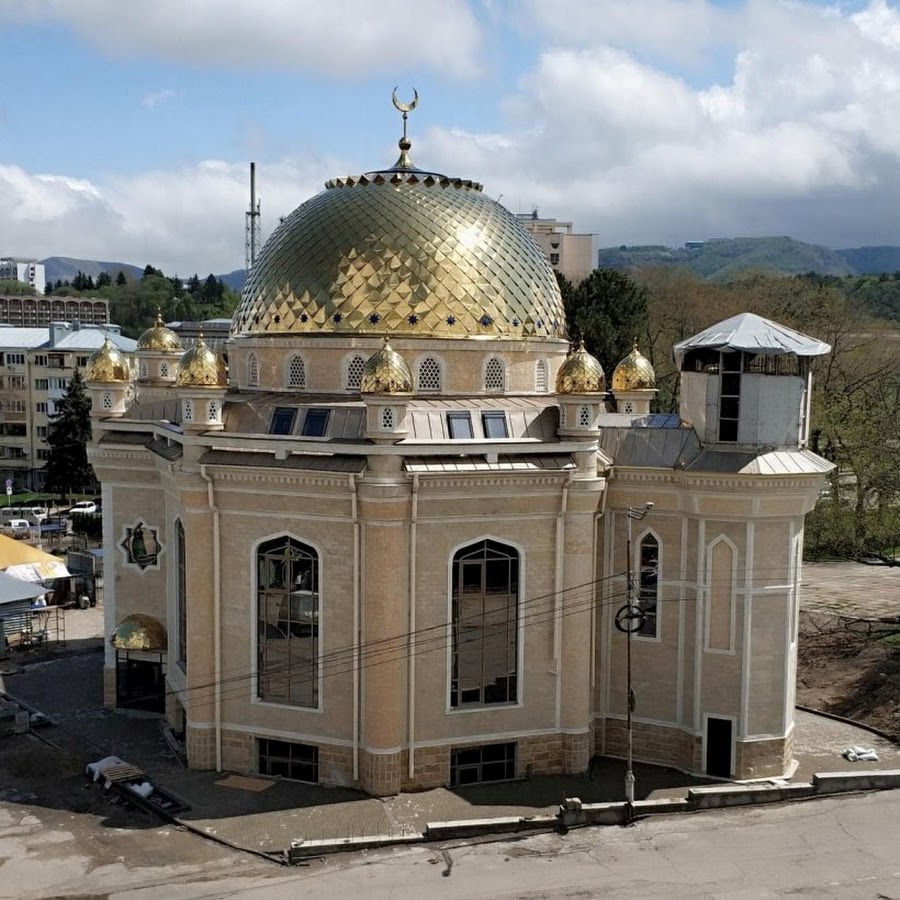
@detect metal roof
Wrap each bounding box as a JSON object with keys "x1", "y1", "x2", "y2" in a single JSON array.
[
  {"x1": 673, "y1": 312, "x2": 831, "y2": 365},
  {"x1": 0, "y1": 570, "x2": 47, "y2": 606},
  {"x1": 405, "y1": 454, "x2": 575, "y2": 474},
  {"x1": 685, "y1": 448, "x2": 834, "y2": 476},
  {"x1": 199, "y1": 450, "x2": 366, "y2": 473},
  {"x1": 599, "y1": 426, "x2": 701, "y2": 468}
]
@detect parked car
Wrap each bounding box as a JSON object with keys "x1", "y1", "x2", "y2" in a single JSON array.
[
  {"x1": 2, "y1": 518, "x2": 32, "y2": 533},
  {"x1": 70, "y1": 501, "x2": 98, "y2": 515}
]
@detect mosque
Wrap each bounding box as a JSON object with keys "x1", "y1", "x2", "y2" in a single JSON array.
[{"x1": 84, "y1": 98, "x2": 832, "y2": 795}]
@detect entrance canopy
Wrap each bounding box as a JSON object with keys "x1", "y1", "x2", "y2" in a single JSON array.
[{"x1": 112, "y1": 614, "x2": 168, "y2": 651}]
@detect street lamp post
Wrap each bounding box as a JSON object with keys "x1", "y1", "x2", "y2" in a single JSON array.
[{"x1": 619, "y1": 502, "x2": 653, "y2": 808}]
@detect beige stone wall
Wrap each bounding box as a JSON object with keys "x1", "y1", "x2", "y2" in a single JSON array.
[{"x1": 229, "y1": 336, "x2": 568, "y2": 395}]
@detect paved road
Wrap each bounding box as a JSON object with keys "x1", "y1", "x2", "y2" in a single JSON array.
[{"x1": 4, "y1": 791, "x2": 900, "y2": 898}]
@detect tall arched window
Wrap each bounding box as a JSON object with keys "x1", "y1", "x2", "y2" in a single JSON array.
[
  {"x1": 451, "y1": 539, "x2": 519, "y2": 708},
  {"x1": 248, "y1": 352, "x2": 259, "y2": 387},
  {"x1": 535, "y1": 359, "x2": 548, "y2": 393},
  {"x1": 637, "y1": 534, "x2": 659, "y2": 638},
  {"x1": 346, "y1": 354, "x2": 365, "y2": 391},
  {"x1": 287, "y1": 355, "x2": 306, "y2": 389},
  {"x1": 417, "y1": 357, "x2": 442, "y2": 392},
  {"x1": 484, "y1": 357, "x2": 505, "y2": 392},
  {"x1": 257, "y1": 536, "x2": 319, "y2": 708},
  {"x1": 176, "y1": 519, "x2": 187, "y2": 671}
]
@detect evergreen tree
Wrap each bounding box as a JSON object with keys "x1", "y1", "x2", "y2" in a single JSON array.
[
  {"x1": 115, "y1": 270, "x2": 127, "y2": 286},
  {"x1": 563, "y1": 268, "x2": 650, "y2": 375},
  {"x1": 96, "y1": 271, "x2": 112, "y2": 288},
  {"x1": 43, "y1": 369, "x2": 96, "y2": 500}
]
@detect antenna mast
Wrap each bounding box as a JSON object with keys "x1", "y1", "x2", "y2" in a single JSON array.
[{"x1": 245, "y1": 162, "x2": 261, "y2": 272}]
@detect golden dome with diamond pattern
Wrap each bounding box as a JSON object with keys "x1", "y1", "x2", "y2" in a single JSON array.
[
  {"x1": 232, "y1": 112, "x2": 566, "y2": 342},
  {"x1": 360, "y1": 338, "x2": 413, "y2": 394},
  {"x1": 612, "y1": 341, "x2": 656, "y2": 392},
  {"x1": 84, "y1": 337, "x2": 131, "y2": 384},
  {"x1": 175, "y1": 337, "x2": 227, "y2": 387},
  {"x1": 138, "y1": 313, "x2": 183, "y2": 352},
  {"x1": 556, "y1": 342, "x2": 606, "y2": 394}
]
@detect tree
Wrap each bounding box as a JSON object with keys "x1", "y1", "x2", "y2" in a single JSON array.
[
  {"x1": 115, "y1": 270, "x2": 127, "y2": 286},
  {"x1": 96, "y1": 271, "x2": 112, "y2": 288},
  {"x1": 563, "y1": 268, "x2": 649, "y2": 376},
  {"x1": 43, "y1": 369, "x2": 96, "y2": 501}
]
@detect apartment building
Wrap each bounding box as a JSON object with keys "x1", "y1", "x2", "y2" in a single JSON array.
[
  {"x1": 0, "y1": 295, "x2": 109, "y2": 328},
  {"x1": 517, "y1": 212, "x2": 599, "y2": 284},
  {"x1": 0, "y1": 322, "x2": 135, "y2": 490}
]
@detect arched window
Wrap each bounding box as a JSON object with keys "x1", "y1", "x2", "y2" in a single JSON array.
[
  {"x1": 183, "y1": 398, "x2": 193, "y2": 422},
  {"x1": 417, "y1": 357, "x2": 442, "y2": 392},
  {"x1": 346, "y1": 354, "x2": 365, "y2": 391},
  {"x1": 160, "y1": 361, "x2": 169, "y2": 379},
  {"x1": 176, "y1": 519, "x2": 186, "y2": 671},
  {"x1": 535, "y1": 359, "x2": 548, "y2": 393},
  {"x1": 451, "y1": 539, "x2": 519, "y2": 708},
  {"x1": 288, "y1": 355, "x2": 306, "y2": 389},
  {"x1": 102, "y1": 391, "x2": 113, "y2": 410},
  {"x1": 637, "y1": 534, "x2": 659, "y2": 638},
  {"x1": 248, "y1": 352, "x2": 259, "y2": 387},
  {"x1": 707, "y1": 538, "x2": 735, "y2": 652},
  {"x1": 381, "y1": 406, "x2": 394, "y2": 429},
  {"x1": 207, "y1": 400, "x2": 219, "y2": 422},
  {"x1": 139, "y1": 360, "x2": 148, "y2": 379},
  {"x1": 578, "y1": 405, "x2": 591, "y2": 426},
  {"x1": 256, "y1": 536, "x2": 319, "y2": 708},
  {"x1": 484, "y1": 357, "x2": 505, "y2": 392}
]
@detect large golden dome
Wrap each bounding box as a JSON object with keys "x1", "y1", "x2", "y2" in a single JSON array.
[{"x1": 232, "y1": 171, "x2": 566, "y2": 341}]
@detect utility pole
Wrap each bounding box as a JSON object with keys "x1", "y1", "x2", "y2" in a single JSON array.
[
  {"x1": 616, "y1": 502, "x2": 654, "y2": 811},
  {"x1": 245, "y1": 162, "x2": 261, "y2": 273}
]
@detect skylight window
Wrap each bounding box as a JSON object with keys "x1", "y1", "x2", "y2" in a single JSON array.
[
  {"x1": 482, "y1": 411, "x2": 508, "y2": 439},
  {"x1": 301, "y1": 408, "x2": 330, "y2": 437},
  {"x1": 447, "y1": 412, "x2": 474, "y2": 439}
]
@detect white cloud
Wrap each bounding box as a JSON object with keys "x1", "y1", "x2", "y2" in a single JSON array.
[
  {"x1": 0, "y1": 0, "x2": 483, "y2": 79},
  {"x1": 141, "y1": 89, "x2": 174, "y2": 109}
]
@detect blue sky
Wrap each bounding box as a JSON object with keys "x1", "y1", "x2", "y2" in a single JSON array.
[{"x1": 0, "y1": 0, "x2": 899, "y2": 276}]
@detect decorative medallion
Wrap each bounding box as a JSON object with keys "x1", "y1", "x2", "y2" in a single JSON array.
[{"x1": 120, "y1": 520, "x2": 163, "y2": 571}]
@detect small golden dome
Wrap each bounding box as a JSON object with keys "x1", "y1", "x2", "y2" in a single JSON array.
[
  {"x1": 360, "y1": 338, "x2": 413, "y2": 394},
  {"x1": 612, "y1": 341, "x2": 656, "y2": 392},
  {"x1": 137, "y1": 313, "x2": 183, "y2": 352},
  {"x1": 556, "y1": 342, "x2": 606, "y2": 394},
  {"x1": 83, "y1": 337, "x2": 131, "y2": 384},
  {"x1": 175, "y1": 337, "x2": 227, "y2": 387},
  {"x1": 111, "y1": 613, "x2": 168, "y2": 651}
]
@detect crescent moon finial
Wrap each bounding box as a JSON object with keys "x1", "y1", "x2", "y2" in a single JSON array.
[{"x1": 392, "y1": 86, "x2": 419, "y2": 114}]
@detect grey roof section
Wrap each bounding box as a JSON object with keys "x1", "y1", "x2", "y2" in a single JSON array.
[
  {"x1": 98, "y1": 431, "x2": 152, "y2": 446},
  {"x1": 405, "y1": 454, "x2": 575, "y2": 474},
  {"x1": 147, "y1": 438, "x2": 183, "y2": 462},
  {"x1": 599, "y1": 426, "x2": 701, "y2": 468},
  {"x1": 597, "y1": 412, "x2": 681, "y2": 429},
  {"x1": 52, "y1": 329, "x2": 137, "y2": 352},
  {"x1": 673, "y1": 312, "x2": 831, "y2": 365},
  {"x1": 0, "y1": 327, "x2": 52, "y2": 348},
  {"x1": 685, "y1": 448, "x2": 834, "y2": 476},
  {"x1": 199, "y1": 449, "x2": 366, "y2": 474},
  {"x1": 0, "y1": 571, "x2": 47, "y2": 606}
]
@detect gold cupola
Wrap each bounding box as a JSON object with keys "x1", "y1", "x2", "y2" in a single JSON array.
[
  {"x1": 84, "y1": 336, "x2": 130, "y2": 384},
  {"x1": 175, "y1": 336, "x2": 228, "y2": 432},
  {"x1": 360, "y1": 338, "x2": 413, "y2": 394},
  {"x1": 361, "y1": 338, "x2": 413, "y2": 444},
  {"x1": 555, "y1": 342, "x2": 606, "y2": 394},
  {"x1": 137, "y1": 312, "x2": 182, "y2": 352},
  {"x1": 175, "y1": 336, "x2": 227, "y2": 388},
  {"x1": 84, "y1": 336, "x2": 132, "y2": 419},
  {"x1": 612, "y1": 340, "x2": 657, "y2": 416}
]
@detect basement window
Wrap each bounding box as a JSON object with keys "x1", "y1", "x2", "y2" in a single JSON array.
[
  {"x1": 258, "y1": 738, "x2": 318, "y2": 783},
  {"x1": 450, "y1": 742, "x2": 516, "y2": 786}
]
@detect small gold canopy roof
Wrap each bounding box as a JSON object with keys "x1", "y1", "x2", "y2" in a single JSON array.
[
  {"x1": 612, "y1": 341, "x2": 656, "y2": 392},
  {"x1": 360, "y1": 338, "x2": 413, "y2": 394},
  {"x1": 83, "y1": 337, "x2": 131, "y2": 384},
  {"x1": 556, "y1": 342, "x2": 606, "y2": 394},
  {"x1": 137, "y1": 313, "x2": 183, "y2": 352},
  {"x1": 175, "y1": 337, "x2": 227, "y2": 388},
  {"x1": 111, "y1": 613, "x2": 168, "y2": 651}
]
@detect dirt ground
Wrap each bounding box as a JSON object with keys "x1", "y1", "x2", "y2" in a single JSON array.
[{"x1": 798, "y1": 609, "x2": 900, "y2": 738}]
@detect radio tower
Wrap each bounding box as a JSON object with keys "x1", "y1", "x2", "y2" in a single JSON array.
[{"x1": 245, "y1": 162, "x2": 261, "y2": 273}]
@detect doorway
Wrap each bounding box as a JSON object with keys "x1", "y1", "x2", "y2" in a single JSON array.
[
  {"x1": 705, "y1": 716, "x2": 733, "y2": 778},
  {"x1": 116, "y1": 650, "x2": 166, "y2": 713}
]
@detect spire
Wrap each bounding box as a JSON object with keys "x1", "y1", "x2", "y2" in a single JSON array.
[{"x1": 391, "y1": 86, "x2": 419, "y2": 169}]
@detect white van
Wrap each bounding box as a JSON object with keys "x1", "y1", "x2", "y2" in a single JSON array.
[
  {"x1": 4, "y1": 506, "x2": 46, "y2": 525},
  {"x1": 2, "y1": 518, "x2": 31, "y2": 532}
]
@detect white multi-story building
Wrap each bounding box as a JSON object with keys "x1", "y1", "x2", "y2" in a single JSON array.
[
  {"x1": 0, "y1": 259, "x2": 46, "y2": 296},
  {"x1": 0, "y1": 322, "x2": 135, "y2": 490},
  {"x1": 516, "y1": 213, "x2": 599, "y2": 284}
]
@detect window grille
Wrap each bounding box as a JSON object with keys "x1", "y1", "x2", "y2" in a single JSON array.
[
  {"x1": 248, "y1": 353, "x2": 259, "y2": 387},
  {"x1": 102, "y1": 391, "x2": 113, "y2": 410},
  {"x1": 381, "y1": 406, "x2": 394, "y2": 429},
  {"x1": 184, "y1": 399, "x2": 193, "y2": 422},
  {"x1": 418, "y1": 357, "x2": 442, "y2": 392},
  {"x1": 160, "y1": 362, "x2": 169, "y2": 378},
  {"x1": 637, "y1": 534, "x2": 659, "y2": 638},
  {"x1": 484, "y1": 357, "x2": 504, "y2": 391},
  {"x1": 578, "y1": 405, "x2": 591, "y2": 426},
  {"x1": 207, "y1": 400, "x2": 219, "y2": 422},
  {"x1": 140, "y1": 360, "x2": 148, "y2": 378},
  {"x1": 258, "y1": 739, "x2": 318, "y2": 783},
  {"x1": 346, "y1": 355, "x2": 365, "y2": 391},
  {"x1": 288, "y1": 355, "x2": 306, "y2": 388},
  {"x1": 450, "y1": 742, "x2": 516, "y2": 786},
  {"x1": 535, "y1": 360, "x2": 548, "y2": 392}
]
